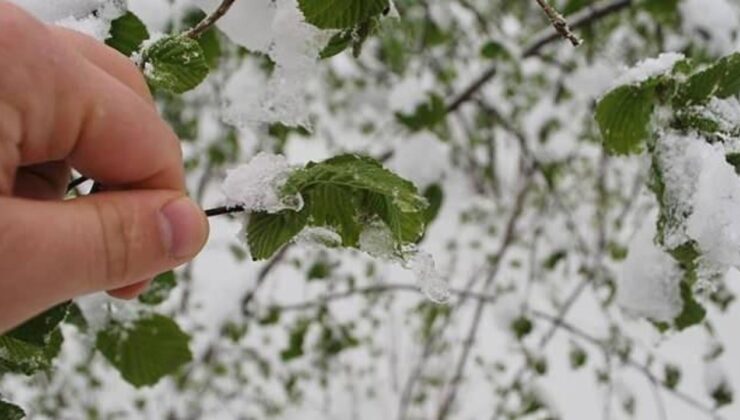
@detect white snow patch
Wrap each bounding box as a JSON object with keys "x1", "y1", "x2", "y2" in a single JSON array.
[
  {"x1": 613, "y1": 52, "x2": 684, "y2": 88},
  {"x1": 617, "y1": 216, "x2": 684, "y2": 323},
  {"x1": 222, "y1": 153, "x2": 302, "y2": 213},
  {"x1": 9, "y1": 0, "x2": 123, "y2": 40},
  {"x1": 405, "y1": 250, "x2": 451, "y2": 304}
]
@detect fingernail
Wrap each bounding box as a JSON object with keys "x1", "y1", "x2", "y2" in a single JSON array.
[{"x1": 159, "y1": 197, "x2": 207, "y2": 259}]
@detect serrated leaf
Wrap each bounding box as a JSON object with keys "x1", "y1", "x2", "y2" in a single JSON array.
[
  {"x1": 247, "y1": 210, "x2": 309, "y2": 261},
  {"x1": 596, "y1": 84, "x2": 656, "y2": 155},
  {"x1": 105, "y1": 11, "x2": 149, "y2": 56},
  {"x1": 363, "y1": 192, "x2": 425, "y2": 244},
  {"x1": 674, "y1": 53, "x2": 740, "y2": 107},
  {"x1": 422, "y1": 184, "x2": 444, "y2": 225},
  {"x1": 0, "y1": 303, "x2": 69, "y2": 375},
  {"x1": 0, "y1": 400, "x2": 24, "y2": 420},
  {"x1": 305, "y1": 184, "x2": 362, "y2": 246},
  {"x1": 183, "y1": 10, "x2": 221, "y2": 68},
  {"x1": 96, "y1": 315, "x2": 192, "y2": 387},
  {"x1": 143, "y1": 35, "x2": 210, "y2": 94},
  {"x1": 298, "y1": 0, "x2": 389, "y2": 29},
  {"x1": 138, "y1": 271, "x2": 177, "y2": 305},
  {"x1": 285, "y1": 155, "x2": 427, "y2": 213}
]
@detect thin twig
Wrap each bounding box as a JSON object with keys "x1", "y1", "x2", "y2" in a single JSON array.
[
  {"x1": 436, "y1": 178, "x2": 533, "y2": 420},
  {"x1": 183, "y1": 0, "x2": 236, "y2": 39},
  {"x1": 535, "y1": 0, "x2": 582, "y2": 46},
  {"x1": 446, "y1": 0, "x2": 633, "y2": 113}
]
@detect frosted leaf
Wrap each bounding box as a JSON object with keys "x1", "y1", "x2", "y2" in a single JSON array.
[
  {"x1": 295, "y1": 227, "x2": 342, "y2": 248},
  {"x1": 686, "y1": 140, "x2": 740, "y2": 268},
  {"x1": 358, "y1": 220, "x2": 397, "y2": 259},
  {"x1": 612, "y1": 52, "x2": 684, "y2": 88},
  {"x1": 617, "y1": 217, "x2": 683, "y2": 323},
  {"x1": 405, "y1": 250, "x2": 451, "y2": 304},
  {"x1": 655, "y1": 132, "x2": 705, "y2": 249},
  {"x1": 222, "y1": 153, "x2": 302, "y2": 213}
]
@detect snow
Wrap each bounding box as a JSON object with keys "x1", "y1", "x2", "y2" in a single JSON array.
[
  {"x1": 612, "y1": 52, "x2": 684, "y2": 88},
  {"x1": 222, "y1": 153, "x2": 302, "y2": 213},
  {"x1": 686, "y1": 140, "x2": 740, "y2": 269},
  {"x1": 295, "y1": 227, "x2": 343, "y2": 248},
  {"x1": 617, "y1": 216, "x2": 684, "y2": 323},
  {"x1": 655, "y1": 131, "x2": 705, "y2": 249},
  {"x1": 358, "y1": 220, "x2": 397, "y2": 259},
  {"x1": 680, "y1": 0, "x2": 740, "y2": 56},
  {"x1": 704, "y1": 359, "x2": 734, "y2": 399},
  {"x1": 388, "y1": 133, "x2": 450, "y2": 188},
  {"x1": 8, "y1": 0, "x2": 123, "y2": 40},
  {"x1": 190, "y1": 0, "x2": 328, "y2": 125},
  {"x1": 405, "y1": 250, "x2": 451, "y2": 304}
]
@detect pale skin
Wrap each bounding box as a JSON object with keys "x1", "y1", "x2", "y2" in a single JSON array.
[{"x1": 0, "y1": 2, "x2": 210, "y2": 332}]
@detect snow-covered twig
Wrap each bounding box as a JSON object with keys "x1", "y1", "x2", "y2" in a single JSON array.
[{"x1": 534, "y1": 0, "x2": 582, "y2": 46}]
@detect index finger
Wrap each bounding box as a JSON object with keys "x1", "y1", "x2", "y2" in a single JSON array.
[{"x1": 0, "y1": 3, "x2": 185, "y2": 191}]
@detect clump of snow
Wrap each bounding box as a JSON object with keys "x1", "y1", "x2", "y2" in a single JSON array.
[
  {"x1": 699, "y1": 97, "x2": 740, "y2": 135},
  {"x1": 686, "y1": 141, "x2": 740, "y2": 268},
  {"x1": 612, "y1": 52, "x2": 684, "y2": 88},
  {"x1": 222, "y1": 153, "x2": 302, "y2": 213},
  {"x1": 405, "y1": 250, "x2": 451, "y2": 304},
  {"x1": 295, "y1": 227, "x2": 343, "y2": 248},
  {"x1": 654, "y1": 132, "x2": 705, "y2": 249},
  {"x1": 617, "y1": 216, "x2": 684, "y2": 323},
  {"x1": 358, "y1": 220, "x2": 397, "y2": 259},
  {"x1": 191, "y1": 0, "x2": 328, "y2": 125},
  {"x1": 9, "y1": 0, "x2": 124, "y2": 40}
]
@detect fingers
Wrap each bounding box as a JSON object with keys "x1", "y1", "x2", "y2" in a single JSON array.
[
  {"x1": 13, "y1": 161, "x2": 70, "y2": 200},
  {"x1": 0, "y1": 191, "x2": 208, "y2": 332},
  {"x1": 50, "y1": 26, "x2": 154, "y2": 104},
  {"x1": 108, "y1": 279, "x2": 153, "y2": 300},
  {"x1": 0, "y1": 2, "x2": 184, "y2": 192}
]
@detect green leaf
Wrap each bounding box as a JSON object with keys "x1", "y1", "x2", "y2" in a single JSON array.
[
  {"x1": 305, "y1": 184, "x2": 362, "y2": 246},
  {"x1": 298, "y1": 0, "x2": 389, "y2": 29},
  {"x1": 0, "y1": 400, "x2": 24, "y2": 420},
  {"x1": 595, "y1": 84, "x2": 656, "y2": 155},
  {"x1": 663, "y1": 364, "x2": 681, "y2": 390},
  {"x1": 143, "y1": 35, "x2": 210, "y2": 94},
  {"x1": 673, "y1": 281, "x2": 706, "y2": 330},
  {"x1": 480, "y1": 41, "x2": 510, "y2": 60},
  {"x1": 247, "y1": 210, "x2": 309, "y2": 261},
  {"x1": 105, "y1": 11, "x2": 149, "y2": 56},
  {"x1": 422, "y1": 184, "x2": 444, "y2": 225},
  {"x1": 138, "y1": 271, "x2": 177, "y2": 305},
  {"x1": 639, "y1": 0, "x2": 679, "y2": 23},
  {"x1": 396, "y1": 94, "x2": 447, "y2": 132},
  {"x1": 674, "y1": 53, "x2": 740, "y2": 107},
  {"x1": 280, "y1": 319, "x2": 311, "y2": 361},
  {"x1": 511, "y1": 316, "x2": 533, "y2": 340},
  {"x1": 96, "y1": 315, "x2": 192, "y2": 387},
  {"x1": 0, "y1": 303, "x2": 69, "y2": 375},
  {"x1": 183, "y1": 10, "x2": 221, "y2": 68}
]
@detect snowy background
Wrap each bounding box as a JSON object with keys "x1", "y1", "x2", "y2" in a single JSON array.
[{"x1": 3, "y1": 0, "x2": 740, "y2": 419}]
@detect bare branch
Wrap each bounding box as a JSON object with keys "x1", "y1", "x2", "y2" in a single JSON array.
[
  {"x1": 183, "y1": 0, "x2": 236, "y2": 40},
  {"x1": 436, "y1": 179, "x2": 533, "y2": 420},
  {"x1": 447, "y1": 0, "x2": 633, "y2": 113}
]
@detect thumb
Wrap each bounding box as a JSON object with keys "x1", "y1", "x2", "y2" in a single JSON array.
[{"x1": 0, "y1": 191, "x2": 208, "y2": 330}]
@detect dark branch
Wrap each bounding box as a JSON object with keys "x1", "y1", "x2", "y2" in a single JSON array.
[
  {"x1": 446, "y1": 0, "x2": 633, "y2": 113},
  {"x1": 183, "y1": 0, "x2": 236, "y2": 39},
  {"x1": 535, "y1": 0, "x2": 582, "y2": 46}
]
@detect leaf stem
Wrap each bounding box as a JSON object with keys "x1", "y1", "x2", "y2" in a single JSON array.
[
  {"x1": 182, "y1": 0, "x2": 236, "y2": 39},
  {"x1": 204, "y1": 205, "x2": 245, "y2": 218}
]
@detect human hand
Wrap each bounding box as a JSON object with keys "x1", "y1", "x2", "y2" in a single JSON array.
[{"x1": 0, "y1": 2, "x2": 209, "y2": 332}]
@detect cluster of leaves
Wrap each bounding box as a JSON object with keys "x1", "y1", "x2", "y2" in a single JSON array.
[
  {"x1": 595, "y1": 51, "x2": 740, "y2": 330},
  {"x1": 247, "y1": 154, "x2": 430, "y2": 260},
  {"x1": 0, "y1": 271, "x2": 191, "y2": 417}
]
